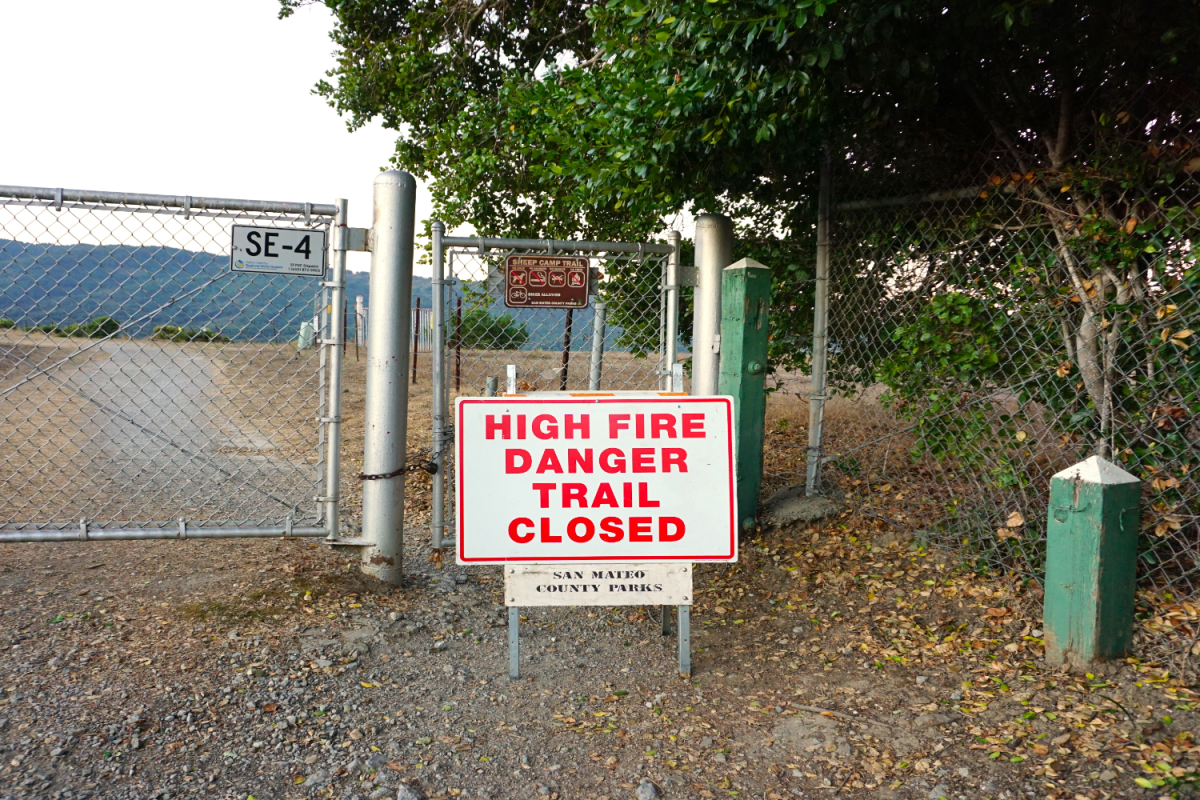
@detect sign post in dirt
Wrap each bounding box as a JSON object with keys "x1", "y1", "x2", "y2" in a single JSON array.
[{"x1": 455, "y1": 392, "x2": 737, "y2": 678}]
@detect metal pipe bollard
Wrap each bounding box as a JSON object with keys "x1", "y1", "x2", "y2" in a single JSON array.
[
  {"x1": 360, "y1": 171, "x2": 416, "y2": 585},
  {"x1": 691, "y1": 214, "x2": 732, "y2": 396}
]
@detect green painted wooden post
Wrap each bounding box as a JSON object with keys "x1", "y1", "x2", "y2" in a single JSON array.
[
  {"x1": 1043, "y1": 456, "x2": 1141, "y2": 667},
  {"x1": 717, "y1": 257, "x2": 770, "y2": 531}
]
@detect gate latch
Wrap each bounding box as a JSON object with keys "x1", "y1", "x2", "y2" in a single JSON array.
[{"x1": 335, "y1": 227, "x2": 371, "y2": 252}]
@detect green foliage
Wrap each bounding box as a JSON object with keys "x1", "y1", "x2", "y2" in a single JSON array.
[
  {"x1": 152, "y1": 325, "x2": 230, "y2": 343},
  {"x1": 0, "y1": 318, "x2": 14, "y2": 329},
  {"x1": 451, "y1": 308, "x2": 529, "y2": 351},
  {"x1": 41, "y1": 316, "x2": 123, "y2": 339}
]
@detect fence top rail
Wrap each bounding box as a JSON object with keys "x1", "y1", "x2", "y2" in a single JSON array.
[
  {"x1": 0, "y1": 184, "x2": 339, "y2": 217},
  {"x1": 441, "y1": 235, "x2": 674, "y2": 256}
]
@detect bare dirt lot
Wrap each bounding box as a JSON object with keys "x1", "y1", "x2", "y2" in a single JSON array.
[{"x1": 2, "y1": 346, "x2": 1199, "y2": 800}]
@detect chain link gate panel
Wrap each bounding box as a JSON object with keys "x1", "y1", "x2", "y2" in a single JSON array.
[
  {"x1": 0, "y1": 186, "x2": 344, "y2": 540},
  {"x1": 428, "y1": 234, "x2": 679, "y2": 549}
]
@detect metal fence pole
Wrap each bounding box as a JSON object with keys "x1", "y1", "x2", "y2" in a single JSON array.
[
  {"x1": 691, "y1": 214, "x2": 732, "y2": 396},
  {"x1": 322, "y1": 198, "x2": 350, "y2": 541},
  {"x1": 589, "y1": 301, "x2": 607, "y2": 391},
  {"x1": 431, "y1": 221, "x2": 447, "y2": 550},
  {"x1": 360, "y1": 171, "x2": 416, "y2": 584},
  {"x1": 355, "y1": 295, "x2": 366, "y2": 347},
  {"x1": 805, "y1": 153, "x2": 832, "y2": 496},
  {"x1": 664, "y1": 230, "x2": 682, "y2": 389},
  {"x1": 412, "y1": 296, "x2": 421, "y2": 384}
]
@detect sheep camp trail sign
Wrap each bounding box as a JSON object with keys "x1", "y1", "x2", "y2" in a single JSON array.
[
  {"x1": 503, "y1": 254, "x2": 590, "y2": 308},
  {"x1": 454, "y1": 392, "x2": 738, "y2": 678}
]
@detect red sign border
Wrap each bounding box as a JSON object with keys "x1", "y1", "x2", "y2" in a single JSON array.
[{"x1": 456, "y1": 396, "x2": 737, "y2": 563}]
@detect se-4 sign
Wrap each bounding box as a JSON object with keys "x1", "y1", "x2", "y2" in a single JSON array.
[{"x1": 230, "y1": 225, "x2": 327, "y2": 277}]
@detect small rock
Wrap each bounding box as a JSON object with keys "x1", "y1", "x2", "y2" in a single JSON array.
[
  {"x1": 388, "y1": 612, "x2": 402, "y2": 622},
  {"x1": 314, "y1": 659, "x2": 333, "y2": 669},
  {"x1": 367, "y1": 754, "x2": 388, "y2": 770},
  {"x1": 431, "y1": 640, "x2": 448, "y2": 653},
  {"x1": 915, "y1": 676, "x2": 928, "y2": 685},
  {"x1": 699, "y1": 736, "x2": 714, "y2": 748},
  {"x1": 792, "y1": 626, "x2": 805, "y2": 634},
  {"x1": 1099, "y1": 770, "x2": 1116, "y2": 782},
  {"x1": 928, "y1": 785, "x2": 950, "y2": 800},
  {"x1": 636, "y1": 779, "x2": 662, "y2": 800},
  {"x1": 305, "y1": 754, "x2": 320, "y2": 765},
  {"x1": 131, "y1": 736, "x2": 141, "y2": 750},
  {"x1": 537, "y1": 787, "x2": 551, "y2": 796},
  {"x1": 305, "y1": 770, "x2": 329, "y2": 787},
  {"x1": 396, "y1": 784, "x2": 423, "y2": 800},
  {"x1": 956, "y1": 767, "x2": 969, "y2": 778},
  {"x1": 949, "y1": 690, "x2": 963, "y2": 701},
  {"x1": 369, "y1": 790, "x2": 392, "y2": 800},
  {"x1": 713, "y1": 753, "x2": 727, "y2": 763},
  {"x1": 454, "y1": 574, "x2": 468, "y2": 584}
]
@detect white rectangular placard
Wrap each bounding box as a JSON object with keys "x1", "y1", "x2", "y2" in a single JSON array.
[
  {"x1": 455, "y1": 394, "x2": 737, "y2": 564},
  {"x1": 504, "y1": 563, "x2": 693, "y2": 606},
  {"x1": 230, "y1": 225, "x2": 327, "y2": 277}
]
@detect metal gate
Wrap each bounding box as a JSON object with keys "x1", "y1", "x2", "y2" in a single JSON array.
[
  {"x1": 427, "y1": 228, "x2": 681, "y2": 548},
  {"x1": 0, "y1": 186, "x2": 346, "y2": 542}
]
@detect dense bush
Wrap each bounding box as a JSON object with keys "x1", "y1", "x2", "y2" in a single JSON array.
[
  {"x1": 451, "y1": 308, "x2": 528, "y2": 351},
  {"x1": 152, "y1": 325, "x2": 230, "y2": 343}
]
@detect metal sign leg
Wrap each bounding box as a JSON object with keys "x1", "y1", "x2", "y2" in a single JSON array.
[
  {"x1": 678, "y1": 605, "x2": 691, "y2": 677},
  {"x1": 661, "y1": 605, "x2": 671, "y2": 636},
  {"x1": 508, "y1": 607, "x2": 520, "y2": 680}
]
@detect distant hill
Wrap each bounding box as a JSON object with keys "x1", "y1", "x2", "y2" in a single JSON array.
[
  {"x1": 0, "y1": 239, "x2": 649, "y2": 353},
  {"x1": 0, "y1": 238, "x2": 431, "y2": 343}
]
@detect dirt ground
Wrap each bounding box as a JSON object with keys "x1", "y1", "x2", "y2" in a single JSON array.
[{"x1": 2, "y1": 347, "x2": 1199, "y2": 800}]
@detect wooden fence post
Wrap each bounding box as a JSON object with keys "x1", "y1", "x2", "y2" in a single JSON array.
[
  {"x1": 1043, "y1": 455, "x2": 1141, "y2": 667},
  {"x1": 717, "y1": 257, "x2": 771, "y2": 531}
]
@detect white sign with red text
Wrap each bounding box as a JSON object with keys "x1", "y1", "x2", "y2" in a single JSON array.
[{"x1": 455, "y1": 394, "x2": 737, "y2": 564}]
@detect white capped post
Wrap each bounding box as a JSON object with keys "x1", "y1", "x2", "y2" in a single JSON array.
[
  {"x1": 691, "y1": 214, "x2": 732, "y2": 397},
  {"x1": 360, "y1": 171, "x2": 416, "y2": 585}
]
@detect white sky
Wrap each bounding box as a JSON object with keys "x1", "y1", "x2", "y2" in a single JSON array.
[
  {"x1": 0, "y1": 1, "x2": 696, "y2": 277},
  {"x1": 0, "y1": 0, "x2": 435, "y2": 275}
]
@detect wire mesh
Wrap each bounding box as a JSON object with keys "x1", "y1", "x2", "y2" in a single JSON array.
[
  {"x1": 0, "y1": 189, "x2": 337, "y2": 532},
  {"x1": 789, "y1": 95, "x2": 1200, "y2": 665},
  {"x1": 443, "y1": 246, "x2": 671, "y2": 393},
  {"x1": 432, "y1": 243, "x2": 675, "y2": 543}
]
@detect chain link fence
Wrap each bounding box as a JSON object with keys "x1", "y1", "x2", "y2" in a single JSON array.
[
  {"x1": 0, "y1": 186, "x2": 341, "y2": 538},
  {"x1": 428, "y1": 237, "x2": 678, "y2": 548},
  {"x1": 780, "y1": 96, "x2": 1200, "y2": 665}
]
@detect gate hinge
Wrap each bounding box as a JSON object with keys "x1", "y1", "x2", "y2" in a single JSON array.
[
  {"x1": 711, "y1": 334, "x2": 721, "y2": 354},
  {"x1": 334, "y1": 227, "x2": 370, "y2": 252},
  {"x1": 320, "y1": 280, "x2": 345, "y2": 290},
  {"x1": 318, "y1": 416, "x2": 342, "y2": 424}
]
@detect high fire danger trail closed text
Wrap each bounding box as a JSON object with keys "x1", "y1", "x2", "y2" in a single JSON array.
[{"x1": 455, "y1": 395, "x2": 737, "y2": 564}]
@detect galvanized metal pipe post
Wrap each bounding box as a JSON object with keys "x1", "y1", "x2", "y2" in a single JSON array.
[
  {"x1": 322, "y1": 199, "x2": 349, "y2": 542},
  {"x1": 431, "y1": 221, "x2": 447, "y2": 550},
  {"x1": 360, "y1": 171, "x2": 416, "y2": 585},
  {"x1": 805, "y1": 154, "x2": 832, "y2": 496},
  {"x1": 589, "y1": 301, "x2": 607, "y2": 391},
  {"x1": 691, "y1": 214, "x2": 732, "y2": 396},
  {"x1": 664, "y1": 230, "x2": 682, "y2": 389}
]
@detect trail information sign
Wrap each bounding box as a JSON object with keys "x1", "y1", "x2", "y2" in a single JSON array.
[
  {"x1": 504, "y1": 254, "x2": 589, "y2": 308},
  {"x1": 455, "y1": 394, "x2": 738, "y2": 564},
  {"x1": 231, "y1": 225, "x2": 327, "y2": 277}
]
